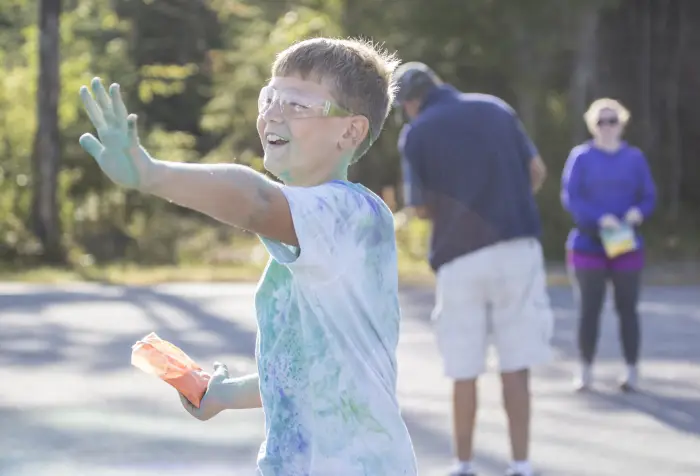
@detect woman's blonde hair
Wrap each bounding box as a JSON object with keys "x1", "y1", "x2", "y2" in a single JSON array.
[{"x1": 584, "y1": 98, "x2": 631, "y2": 134}]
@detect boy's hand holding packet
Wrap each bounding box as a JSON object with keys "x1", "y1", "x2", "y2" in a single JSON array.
[
  {"x1": 130, "y1": 332, "x2": 211, "y2": 408},
  {"x1": 131, "y1": 332, "x2": 258, "y2": 421}
]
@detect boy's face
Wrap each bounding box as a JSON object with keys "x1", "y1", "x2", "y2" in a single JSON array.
[{"x1": 256, "y1": 74, "x2": 365, "y2": 186}]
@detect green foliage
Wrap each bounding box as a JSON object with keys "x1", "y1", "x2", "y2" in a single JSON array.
[
  {"x1": 138, "y1": 63, "x2": 200, "y2": 103},
  {"x1": 200, "y1": 2, "x2": 343, "y2": 165},
  {"x1": 2, "y1": 0, "x2": 698, "y2": 270}
]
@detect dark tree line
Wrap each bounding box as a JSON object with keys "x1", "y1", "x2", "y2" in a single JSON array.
[{"x1": 10, "y1": 0, "x2": 700, "y2": 267}]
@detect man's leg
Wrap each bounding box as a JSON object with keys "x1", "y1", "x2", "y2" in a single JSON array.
[
  {"x1": 500, "y1": 369, "x2": 530, "y2": 462},
  {"x1": 432, "y1": 252, "x2": 490, "y2": 475},
  {"x1": 491, "y1": 238, "x2": 553, "y2": 476},
  {"x1": 453, "y1": 378, "x2": 478, "y2": 462}
]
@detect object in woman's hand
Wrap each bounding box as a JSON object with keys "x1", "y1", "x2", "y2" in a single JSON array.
[
  {"x1": 131, "y1": 332, "x2": 210, "y2": 408},
  {"x1": 598, "y1": 214, "x2": 621, "y2": 230},
  {"x1": 624, "y1": 207, "x2": 643, "y2": 225},
  {"x1": 600, "y1": 224, "x2": 637, "y2": 258}
]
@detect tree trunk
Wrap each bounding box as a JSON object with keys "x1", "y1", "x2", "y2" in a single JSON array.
[
  {"x1": 31, "y1": 0, "x2": 64, "y2": 264},
  {"x1": 665, "y1": 0, "x2": 687, "y2": 223},
  {"x1": 511, "y1": 21, "x2": 540, "y2": 138},
  {"x1": 637, "y1": 0, "x2": 653, "y2": 153},
  {"x1": 569, "y1": 5, "x2": 600, "y2": 144}
]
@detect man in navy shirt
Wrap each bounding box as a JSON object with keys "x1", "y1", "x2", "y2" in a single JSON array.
[{"x1": 394, "y1": 62, "x2": 552, "y2": 476}]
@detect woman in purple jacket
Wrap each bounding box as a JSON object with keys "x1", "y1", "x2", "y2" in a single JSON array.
[{"x1": 561, "y1": 98, "x2": 657, "y2": 392}]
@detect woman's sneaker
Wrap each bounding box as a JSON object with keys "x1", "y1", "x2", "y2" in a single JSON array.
[
  {"x1": 619, "y1": 366, "x2": 639, "y2": 392},
  {"x1": 573, "y1": 364, "x2": 593, "y2": 392}
]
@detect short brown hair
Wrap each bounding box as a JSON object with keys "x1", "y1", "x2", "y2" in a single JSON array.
[{"x1": 271, "y1": 37, "x2": 401, "y2": 160}]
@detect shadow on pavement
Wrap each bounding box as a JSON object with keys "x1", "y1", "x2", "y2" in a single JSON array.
[
  {"x1": 402, "y1": 409, "x2": 508, "y2": 475},
  {"x1": 576, "y1": 386, "x2": 700, "y2": 437},
  {"x1": 0, "y1": 403, "x2": 260, "y2": 473},
  {"x1": 1, "y1": 283, "x2": 698, "y2": 475},
  {"x1": 0, "y1": 286, "x2": 257, "y2": 372}
]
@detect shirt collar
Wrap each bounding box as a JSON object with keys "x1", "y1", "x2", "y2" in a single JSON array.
[{"x1": 420, "y1": 84, "x2": 459, "y2": 112}]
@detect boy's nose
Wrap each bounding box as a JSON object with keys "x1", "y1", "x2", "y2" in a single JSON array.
[{"x1": 262, "y1": 101, "x2": 284, "y2": 122}]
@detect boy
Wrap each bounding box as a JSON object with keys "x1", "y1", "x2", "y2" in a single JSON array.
[{"x1": 78, "y1": 38, "x2": 418, "y2": 475}]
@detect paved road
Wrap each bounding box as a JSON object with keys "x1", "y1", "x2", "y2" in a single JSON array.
[{"x1": 0, "y1": 282, "x2": 698, "y2": 475}]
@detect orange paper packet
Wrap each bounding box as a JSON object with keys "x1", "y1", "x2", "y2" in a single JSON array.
[{"x1": 131, "y1": 332, "x2": 210, "y2": 408}]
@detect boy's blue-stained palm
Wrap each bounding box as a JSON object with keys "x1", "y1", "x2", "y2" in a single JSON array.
[{"x1": 79, "y1": 77, "x2": 154, "y2": 190}]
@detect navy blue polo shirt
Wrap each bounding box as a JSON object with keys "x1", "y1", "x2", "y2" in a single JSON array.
[{"x1": 399, "y1": 84, "x2": 542, "y2": 271}]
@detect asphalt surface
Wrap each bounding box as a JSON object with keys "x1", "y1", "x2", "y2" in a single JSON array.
[{"x1": 0, "y1": 282, "x2": 698, "y2": 475}]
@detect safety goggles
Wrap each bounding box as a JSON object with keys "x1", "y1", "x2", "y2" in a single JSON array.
[
  {"x1": 258, "y1": 85, "x2": 374, "y2": 154},
  {"x1": 258, "y1": 85, "x2": 353, "y2": 121}
]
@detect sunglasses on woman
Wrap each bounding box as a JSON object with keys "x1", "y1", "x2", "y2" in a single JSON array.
[{"x1": 597, "y1": 117, "x2": 619, "y2": 126}]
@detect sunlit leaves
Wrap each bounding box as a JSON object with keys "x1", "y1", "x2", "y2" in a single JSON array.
[
  {"x1": 138, "y1": 63, "x2": 200, "y2": 103},
  {"x1": 142, "y1": 128, "x2": 198, "y2": 163},
  {"x1": 199, "y1": 3, "x2": 342, "y2": 165}
]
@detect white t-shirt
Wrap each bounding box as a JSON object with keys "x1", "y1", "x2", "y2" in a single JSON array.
[{"x1": 254, "y1": 180, "x2": 417, "y2": 476}]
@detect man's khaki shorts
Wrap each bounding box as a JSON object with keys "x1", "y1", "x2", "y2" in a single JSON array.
[{"x1": 432, "y1": 237, "x2": 554, "y2": 380}]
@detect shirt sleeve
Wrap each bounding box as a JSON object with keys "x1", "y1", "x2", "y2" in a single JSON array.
[
  {"x1": 560, "y1": 148, "x2": 604, "y2": 229},
  {"x1": 259, "y1": 182, "x2": 387, "y2": 282},
  {"x1": 634, "y1": 150, "x2": 657, "y2": 218},
  {"x1": 398, "y1": 124, "x2": 426, "y2": 207}
]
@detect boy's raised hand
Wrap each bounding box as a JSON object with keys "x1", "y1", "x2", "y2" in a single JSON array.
[{"x1": 79, "y1": 77, "x2": 155, "y2": 190}]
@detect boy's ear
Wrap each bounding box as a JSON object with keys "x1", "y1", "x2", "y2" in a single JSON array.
[{"x1": 339, "y1": 116, "x2": 370, "y2": 150}]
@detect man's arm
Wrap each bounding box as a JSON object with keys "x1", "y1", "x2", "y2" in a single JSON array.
[
  {"x1": 398, "y1": 125, "x2": 430, "y2": 219},
  {"x1": 530, "y1": 154, "x2": 547, "y2": 193},
  {"x1": 512, "y1": 116, "x2": 546, "y2": 193},
  {"x1": 412, "y1": 206, "x2": 430, "y2": 220},
  {"x1": 146, "y1": 161, "x2": 298, "y2": 246}
]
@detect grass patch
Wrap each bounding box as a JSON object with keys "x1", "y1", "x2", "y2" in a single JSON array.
[
  {"x1": 0, "y1": 260, "x2": 436, "y2": 285},
  {"x1": 1, "y1": 241, "x2": 697, "y2": 287},
  {"x1": 0, "y1": 262, "x2": 696, "y2": 286},
  {"x1": 0, "y1": 255, "x2": 435, "y2": 285}
]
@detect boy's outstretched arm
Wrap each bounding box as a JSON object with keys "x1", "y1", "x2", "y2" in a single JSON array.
[
  {"x1": 78, "y1": 78, "x2": 297, "y2": 246},
  {"x1": 148, "y1": 161, "x2": 296, "y2": 246},
  {"x1": 219, "y1": 371, "x2": 263, "y2": 410}
]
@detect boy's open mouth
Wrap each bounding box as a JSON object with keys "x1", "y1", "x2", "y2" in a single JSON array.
[{"x1": 266, "y1": 133, "x2": 289, "y2": 146}]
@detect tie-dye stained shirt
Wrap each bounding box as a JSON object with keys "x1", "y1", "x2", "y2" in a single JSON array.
[{"x1": 254, "y1": 180, "x2": 417, "y2": 476}]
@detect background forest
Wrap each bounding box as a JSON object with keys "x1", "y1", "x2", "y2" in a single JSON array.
[{"x1": 2, "y1": 0, "x2": 699, "y2": 281}]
